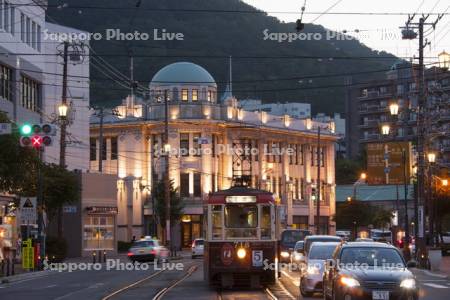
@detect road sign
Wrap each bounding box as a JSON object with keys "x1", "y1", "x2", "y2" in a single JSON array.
[
  {"x1": 22, "y1": 238, "x2": 34, "y2": 269},
  {"x1": 0, "y1": 123, "x2": 11, "y2": 135},
  {"x1": 20, "y1": 197, "x2": 37, "y2": 225},
  {"x1": 63, "y1": 205, "x2": 77, "y2": 213}
]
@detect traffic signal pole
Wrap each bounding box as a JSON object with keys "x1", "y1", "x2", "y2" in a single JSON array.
[
  {"x1": 37, "y1": 147, "x2": 45, "y2": 267},
  {"x1": 316, "y1": 126, "x2": 321, "y2": 234}
]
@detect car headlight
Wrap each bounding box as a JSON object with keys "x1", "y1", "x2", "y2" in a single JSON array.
[
  {"x1": 400, "y1": 278, "x2": 416, "y2": 289},
  {"x1": 307, "y1": 265, "x2": 320, "y2": 275},
  {"x1": 237, "y1": 248, "x2": 246, "y2": 259},
  {"x1": 340, "y1": 276, "x2": 360, "y2": 288},
  {"x1": 294, "y1": 254, "x2": 302, "y2": 261},
  {"x1": 281, "y1": 251, "x2": 289, "y2": 258}
]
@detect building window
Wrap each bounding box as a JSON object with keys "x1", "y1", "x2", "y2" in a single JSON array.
[
  {"x1": 294, "y1": 178, "x2": 299, "y2": 200},
  {"x1": 299, "y1": 145, "x2": 304, "y2": 165},
  {"x1": 180, "y1": 133, "x2": 189, "y2": 156},
  {"x1": 20, "y1": 13, "x2": 25, "y2": 41},
  {"x1": 212, "y1": 134, "x2": 216, "y2": 157},
  {"x1": 193, "y1": 133, "x2": 201, "y2": 157},
  {"x1": 31, "y1": 21, "x2": 36, "y2": 49},
  {"x1": 207, "y1": 90, "x2": 212, "y2": 102},
  {"x1": 83, "y1": 215, "x2": 115, "y2": 250},
  {"x1": 211, "y1": 174, "x2": 216, "y2": 193},
  {"x1": 180, "y1": 173, "x2": 189, "y2": 198},
  {"x1": 21, "y1": 76, "x2": 40, "y2": 111},
  {"x1": 101, "y1": 139, "x2": 107, "y2": 161},
  {"x1": 181, "y1": 89, "x2": 188, "y2": 101},
  {"x1": 193, "y1": 173, "x2": 201, "y2": 197},
  {"x1": 152, "y1": 134, "x2": 160, "y2": 158},
  {"x1": 26, "y1": 17, "x2": 30, "y2": 44},
  {"x1": 90, "y1": 138, "x2": 96, "y2": 161},
  {"x1": 310, "y1": 146, "x2": 315, "y2": 166},
  {"x1": 0, "y1": 64, "x2": 12, "y2": 101},
  {"x1": 320, "y1": 147, "x2": 325, "y2": 167},
  {"x1": 292, "y1": 216, "x2": 309, "y2": 230},
  {"x1": 252, "y1": 140, "x2": 259, "y2": 162},
  {"x1": 9, "y1": 5, "x2": 14, "y2": 35},
  {"x1": 192, "y1": 89, "x2": 198, "y2": 101},
  {"x1": 4, "y1": 1, "x2": 9, "y2": 32},
  {"x1": 110, "y1": 137, "x2": 118, "y2": 160}
]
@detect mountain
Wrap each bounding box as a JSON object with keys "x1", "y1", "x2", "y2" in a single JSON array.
[{"x1": 47, "y1": 0, "x2": 397, "y2": 114}]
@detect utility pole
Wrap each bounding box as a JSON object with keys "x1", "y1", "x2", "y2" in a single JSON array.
[
  {"x1": 164, "y1": 90, "x2": 171, "y2": 253},
  {"x1": 98, "y1": 107, "x2": 104, "y2": 173},
  {"x1": 57, "y1": 40, "x2": 69, "y2": 238},
  {"x1": 316, "y1": 126, "x2": 321, "y2": 234},
  {"x1": 37, "y1": 148, "x2": 45, "y2": 268}
]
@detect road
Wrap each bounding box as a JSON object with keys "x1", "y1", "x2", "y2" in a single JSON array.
[{"x1": 1, "y1": 256, "x2": 449, "y2": 300}]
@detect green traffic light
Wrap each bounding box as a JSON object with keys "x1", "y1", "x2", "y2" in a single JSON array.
[{"x1": 20, "y1": 124, "x2": 32, "y2": 135}]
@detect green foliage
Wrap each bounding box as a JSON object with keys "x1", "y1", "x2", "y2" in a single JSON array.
[
  {"x1": 153, "y1": 179, "x2": 184, "y2": 228},
  {"x1": 334, "y1": 200, "x2": 393, "y2": 229},
  {"x1": 46, "y1": 236, "x2": 68, "y2": 262},
  {"x1": 47, "y1": 0, "x2": 396, "y2": 114},
  {"x1": 335, "y1": 158, "x2": 364, "y2": 184}
]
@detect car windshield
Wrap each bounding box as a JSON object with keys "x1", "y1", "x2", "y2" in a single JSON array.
[
  {"x1": 131, "y1": 240, "x2": 154, "y2": 248},
  {"x1": 225, "y1": 204, "x2": 258, "y2": 228},
  {"x1": 195, "y1": 240, "x2": 204, "y2": 246},
  {"x1": 372, "y1": 231, "x2": 391, "y2": 237},
  {"x1": 308, "y1": 244, "x2": 338, "y2": 260},
  {"x1": 305, "y1": 237, "x2": 341, "y2": 253},
  {"x1": 294, "y1": 242, "x2": 304, "y2": 251},
  {"x1": 340, "y1": 247, "x2": 405, "y2": 268}
]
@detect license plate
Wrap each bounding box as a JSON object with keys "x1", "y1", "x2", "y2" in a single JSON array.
[
  {"x1": 139, "y1": 250, "x2": 144, "y2": 253},
  {"x1": 372, "y1": 291, "x2": 389, "y2": 300}
]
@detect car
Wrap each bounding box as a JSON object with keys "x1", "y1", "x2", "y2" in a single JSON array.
[
  {"x1": 336, "y1": 230, "x2": 351, "y2": 241},
  {"x1": 441, "y1": 232, "x2": 450, "y2": 256},
  {"x1": 303, "y1": 235, "x2": 342, "y2": 257},
  {"x1": 191, "y1": 238, "x2": 204, "y2": 258},
  {"x1": 290, "y1": 240, "x2": 305, "y2": 268},
  {"x1": 356, "y1": 238, "x2": 374, "y2": 242},
  {"x1": 370, "y1": 229, "x2": 393, "y2": 243},
  {"x1": 279, "y1": 229, "x2": 311, "y2": 263},
  {"x1": 323, "y1": 242, "x2": 418, "y2": 300},
  {"x1": 299, "y1": 241, "x2": 340, "y2": 297},
  {"x1": 127, "y1": 238, "x2": 169, "y2": 262}
]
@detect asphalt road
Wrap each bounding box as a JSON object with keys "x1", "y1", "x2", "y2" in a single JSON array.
[{"x1": 1, "y1": 256, "x2": 449, "y2": 300}]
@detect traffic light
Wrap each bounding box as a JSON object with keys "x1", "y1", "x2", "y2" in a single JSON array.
[{"x1": 19, "y1": 123, "x2": 56, "y2": 148}]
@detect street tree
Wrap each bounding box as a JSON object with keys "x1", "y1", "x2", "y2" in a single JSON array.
[{"x1": 153, "y1": 179, "x2": 184, "y2": 230}]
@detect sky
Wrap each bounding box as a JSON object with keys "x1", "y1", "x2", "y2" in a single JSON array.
[{"x1": 243, "y1": 0, "x2": 450, "y2": 64}]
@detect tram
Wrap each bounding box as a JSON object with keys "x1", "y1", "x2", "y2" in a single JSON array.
[{"x1": 204, "y1": 186, "x2": 279, "y2": 288}]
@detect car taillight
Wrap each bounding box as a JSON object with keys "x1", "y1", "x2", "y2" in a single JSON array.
[
  {"x1": 150, "y1": 248, "x2": 156, "y2": 255},
  {"x1": 192, "y1": 241, "x2": 195, "y2": 248},
  {"x1": 127, "y1": 252, "x2": 133, "y2": 256}
]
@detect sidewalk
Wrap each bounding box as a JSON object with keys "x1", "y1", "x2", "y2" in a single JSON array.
[{"x1": 412, "y1": 256, "x2": 450, "y2": 279}]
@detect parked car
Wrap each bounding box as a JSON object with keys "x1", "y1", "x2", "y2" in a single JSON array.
[
  {"x1": 299, "y1": 241, "x2": 340, "y2": 297},
  {"x1": 441, "y1": 232, "x2": 450, "y2": 256},
  {"x1": 191, "y1": 238, "x2": 204, "y2": 258},
  {"x1": 323, "y1": 242, "x2": 418, "y2": 300},
  {"x1": 127, "y1": 238, "x2": 169, "y2": 262},
  {"x1": 279, "y1": 229, "x2": 311, "y2": 262}
]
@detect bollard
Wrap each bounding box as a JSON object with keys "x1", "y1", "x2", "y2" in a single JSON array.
[
  {"x1": 11, "y1": 258, "x2": 15, "y2": 275},
  {"x1": 92, "y1": 251, "x2": 96, "y2": 264},
  {"x1": 98, "y1": 250, "x2": 102, "y2": 263},
  {"x1": 0, "y1": 259, "x2": 4, "y2": 277},
  {"x1": 5, "y1": 259, "x2": 10, "y2": 277},
  {"x1": 103, "y1": 250, "x2": 107, "y2": 263}
]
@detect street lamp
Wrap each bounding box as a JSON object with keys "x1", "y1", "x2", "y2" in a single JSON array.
[
  {"x1": 381, "y1": 124, "x2": 391, "y2": 136},
  {"x1": 389, "y1": 103, "x2": 400, "y2": 116},
  {"x1": 438, "y1": 51, "x2": 450, "y2": 70},
  {"x1": 347, "y1": 196, "x2": 352, "y2": 202},
  {"x1": 360, "y1": 172, "x2": 367, "y2": 180},
  {"x1": 442, "y1": 179, "x2": 448, "y2": 187},
  {"x1": 58, "y1": 103, "x2": 69, "y2": 118},
  {"x1": 427, "y1": 152, "x2": 436, "y2": 164}
]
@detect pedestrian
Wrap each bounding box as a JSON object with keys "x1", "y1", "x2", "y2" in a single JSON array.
[{"x1": 131, "y1": 235, "x2": 136, "y2": 243}]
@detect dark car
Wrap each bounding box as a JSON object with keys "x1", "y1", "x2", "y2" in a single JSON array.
[
  {"x1": 323, "y1": 242, "x2": 418, "y2": 300},
  {"x1": 279, "y1": 229, "x2": 311, "y2": 262}
]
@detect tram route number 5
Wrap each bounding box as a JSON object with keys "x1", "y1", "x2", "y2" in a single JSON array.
[{"x1": 252, "y1": 250, "x2": 263, "y2": 267}]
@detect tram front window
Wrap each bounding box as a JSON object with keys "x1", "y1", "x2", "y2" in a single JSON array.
[{"x1": 225, "y1": 204, "x2": 258, "y2": 238}]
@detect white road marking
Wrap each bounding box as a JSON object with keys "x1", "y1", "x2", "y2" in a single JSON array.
[
  {"x1": 423, "y1": 283, "x2": 449, "y2": 289},
  {"x1": 423, "y1": 270, "x2": 448, "y2": 279},
  {"x1": 277, "y1": 279, "x2": 296, "y2": 300}
]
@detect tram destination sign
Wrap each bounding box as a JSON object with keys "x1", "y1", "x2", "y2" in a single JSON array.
[{"x1": 225, "y1": 195, "x2": 256, "y2": 203}]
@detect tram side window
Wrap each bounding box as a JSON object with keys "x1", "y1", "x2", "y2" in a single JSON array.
[
  {"x1": 212, "y1": 205, "x2": 222, "y2": 240},
  {"x1": 261, "y1": 206, "x2": 271, "y2": 240}
]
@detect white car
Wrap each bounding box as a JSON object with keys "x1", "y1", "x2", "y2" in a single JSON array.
[
  {"x1": 127, "y1": 238, "x2": 169, "y2": 262},
  {"x1": 191, "y1": 238, "x2": 204, "y2": 258}
]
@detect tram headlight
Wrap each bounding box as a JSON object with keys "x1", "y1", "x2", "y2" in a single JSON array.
[
  {"x1": 237, "y1": 248, "x2": 246, "y2": 259},
  {"x1": 280, "y1": 251, "x2": 289, "y2": 258}
]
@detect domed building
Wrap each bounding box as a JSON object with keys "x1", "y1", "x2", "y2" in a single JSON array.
[{"x1": 90, "y1": 62, "x2": 337, "y2": 247}]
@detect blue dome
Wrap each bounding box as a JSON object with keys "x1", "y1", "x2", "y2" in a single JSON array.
[{"x1": 150, "y1": 62, "x2": 217, "y2": 87}]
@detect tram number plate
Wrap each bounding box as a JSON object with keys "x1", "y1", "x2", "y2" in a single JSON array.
[{"x1": 252, "y1": 250, "x2": 263, "y2": 267}]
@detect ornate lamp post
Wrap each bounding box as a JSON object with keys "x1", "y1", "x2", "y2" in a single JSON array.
[{"x1": 438, "y1": 51, "x2": 450, "y2": 70}]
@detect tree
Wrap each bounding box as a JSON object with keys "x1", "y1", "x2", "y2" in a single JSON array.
[
  {"x1": 333, "y1": 200, "x2": 374, "y2": 229},
  {"x1": 372, "y1": 207, "x2": 394, "y2": 230},
  {"x1": 153, "y1": 179, "x2": 184, "y2": 230},
  {"x1": 335, "y1": 158, "x2": 364, "y2": 185}
]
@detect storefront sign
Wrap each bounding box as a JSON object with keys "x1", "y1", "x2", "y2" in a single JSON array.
[
  {"x1": 85, "y1": 206, "x2": 118, "y2": 214},
  {"x1": 0, "y1": 123, "x2": 11, "y2": 135},
  {"x1": 63, "y1": 206, "x2": 77, "y2": 213},
  {"x1": 19, "y1": 197, "x2": 37, "y2": 225}
]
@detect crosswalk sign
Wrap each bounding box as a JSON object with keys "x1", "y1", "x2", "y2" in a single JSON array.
[{"x1": 20, "y1": 197, "x2": 37, "y2": 225}]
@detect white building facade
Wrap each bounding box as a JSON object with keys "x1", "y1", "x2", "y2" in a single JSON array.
[
  {"x1": 239, "y1": 99, "x2": 311, "y2": 119},
  {"x1": 90, "y1": 62, "x2": 337, "y2": 248}
]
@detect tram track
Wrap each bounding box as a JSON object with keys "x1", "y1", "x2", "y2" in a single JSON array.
[
  {"x1": 216, "y1": 282, "x2": 294, "y2": 300},
  {"x1": 101, "y1": 261, "x2": 199, "y2": 300}
]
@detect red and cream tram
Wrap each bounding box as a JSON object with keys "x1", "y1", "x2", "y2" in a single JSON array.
[{"x1": 204, "y1": 187, "x2": 279, "y2": 288}]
